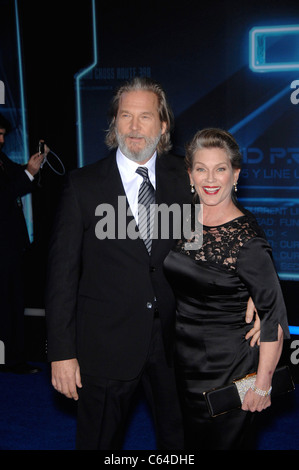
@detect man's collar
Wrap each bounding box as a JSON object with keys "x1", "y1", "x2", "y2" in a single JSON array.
[{"x1": 116, "y1": 148, "x2": 157, "y2": 176}]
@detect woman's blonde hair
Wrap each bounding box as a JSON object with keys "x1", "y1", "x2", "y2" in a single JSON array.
[{"x1": 185, "y1": 128, "x2": 242, "y2": 171}]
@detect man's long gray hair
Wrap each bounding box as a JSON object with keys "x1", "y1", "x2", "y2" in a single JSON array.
[{"x1": 105, "y1": 77, "x2": 173, "y2": 154}]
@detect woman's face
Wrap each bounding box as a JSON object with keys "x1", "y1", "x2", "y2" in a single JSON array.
[{"x1": 189, "y1": 147, "x2": 240, "y2": 208}]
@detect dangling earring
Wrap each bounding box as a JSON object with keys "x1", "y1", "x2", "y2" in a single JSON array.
[
  {"x1": 190, "y1": 184, "x2": 195, "y2": 194},
  {"x1": 234, "y1": 182, "x2": 238, "y2": 193}
]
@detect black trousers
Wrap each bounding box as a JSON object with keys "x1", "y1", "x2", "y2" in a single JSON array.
[
  {"x1": 76, "y1": 318, "x2": 184, "y2": 450},
  {"x1": 0, "y1": 251, "x2": 25, "y2": 366}
]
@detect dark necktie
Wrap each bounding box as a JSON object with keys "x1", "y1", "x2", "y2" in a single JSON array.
[{"x1": 136, "y1": 166, "x2": 155, "y2": 253}]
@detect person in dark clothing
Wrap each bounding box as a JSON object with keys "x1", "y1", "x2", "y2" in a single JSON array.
[{"x1": 0, "y1": 113, "x2": 45, "y2": 373}]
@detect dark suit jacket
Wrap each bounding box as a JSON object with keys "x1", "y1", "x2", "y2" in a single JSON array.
[
  {"x1": 0, "y1": 151, "x2": 35, "y2": 364},
  {"x1": 46, "y1": 152, "x2": 191, "y2": 380},
  {"x1": 0, "y1": 151, "x2": 33, "y2": 254}
]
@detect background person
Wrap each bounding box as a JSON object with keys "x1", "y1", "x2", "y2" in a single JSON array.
[{"x1": 0, "y1": 113, "x2": 45, "y2": 374}]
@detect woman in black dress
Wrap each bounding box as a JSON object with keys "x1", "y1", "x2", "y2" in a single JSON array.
[{"x1": 164, "y1": 128, "x2": 290, "y2": 450}]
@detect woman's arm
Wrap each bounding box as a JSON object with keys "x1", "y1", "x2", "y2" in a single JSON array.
[
  {"x1": 242, "y1": 325, "x2": 283, "y2": 412},
  {"x1": 237, "y1": 236, "x2": 289, "y2": 412}
]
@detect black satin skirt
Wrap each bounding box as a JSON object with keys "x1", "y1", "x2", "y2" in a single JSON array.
[
  {"x1": 176, "y1": 372, "x2": 256, "y2": 450},
  {"x1": 165, "y1": 251, "x2": 260, "y2": 450}
]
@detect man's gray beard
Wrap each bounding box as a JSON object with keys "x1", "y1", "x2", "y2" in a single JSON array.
[{"x1": 115, "y1": 129, "x2": 161, "y2": 162}]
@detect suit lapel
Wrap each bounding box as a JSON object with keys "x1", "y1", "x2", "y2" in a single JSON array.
[
  {"x1": 96, "y1": 153, "x2": 149, "y2": 258},
  {"x1": 94, "y1": 152, "x2": 187, "y2": 260}
]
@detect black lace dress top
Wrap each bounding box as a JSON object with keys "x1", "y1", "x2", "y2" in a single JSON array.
[{"x1": 163, "y1": 213, "x2": 289, "y2": 449}]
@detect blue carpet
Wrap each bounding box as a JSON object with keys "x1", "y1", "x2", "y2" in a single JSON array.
[{"x1": 0, "y1": 362, "x2": 298, "y2": 450}]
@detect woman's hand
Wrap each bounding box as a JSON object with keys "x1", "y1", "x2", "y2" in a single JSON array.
[
  {"x1": 243, "y1": 325, "x2": 283, "y2": 412},
  {"x1": 242, "y1": 387, "x2": 271, "y2": 412}
]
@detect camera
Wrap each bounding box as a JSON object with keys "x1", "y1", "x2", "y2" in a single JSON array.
[{"x1": 38, "y1": 140, "x2": 45, "y2": 154}]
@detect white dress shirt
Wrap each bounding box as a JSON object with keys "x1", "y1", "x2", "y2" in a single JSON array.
[{"x1": 25, "y1": 169, "x2": 34, "y2": 181}]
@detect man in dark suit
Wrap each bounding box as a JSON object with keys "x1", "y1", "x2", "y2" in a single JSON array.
[
  {"x1": 0, "y1": 113, "x2": 44, "y2": 373},
  {"x1": 46, "y1": 77, "x2": 257, "y2": 449}
]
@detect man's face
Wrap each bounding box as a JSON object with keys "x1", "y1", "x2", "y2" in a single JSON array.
[
  {"x1": 0, "y1": 128, "x2": 6, "y2": 151},
  {"x1": 115, "y1": 90, "x2": 167, "y2": 164}
]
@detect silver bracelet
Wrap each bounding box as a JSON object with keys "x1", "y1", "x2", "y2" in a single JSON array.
[{"x1": 251, "y1": 384, "x2": 272, "y2": 397}]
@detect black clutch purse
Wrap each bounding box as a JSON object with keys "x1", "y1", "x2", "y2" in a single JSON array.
[{"x1": 203, "y1": 365, "x2": 295, "y2": 417}]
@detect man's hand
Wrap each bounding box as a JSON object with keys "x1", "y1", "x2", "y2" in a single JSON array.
[
  {"x1": 245, "y1": 297, "x2": 261, "y2": 347},
  {"x1": 51, "y1": 358, "x2": 82, "y2": 400},
  {"x1": 26, "y1": 144, "x2": 49, "y2": 176}
]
